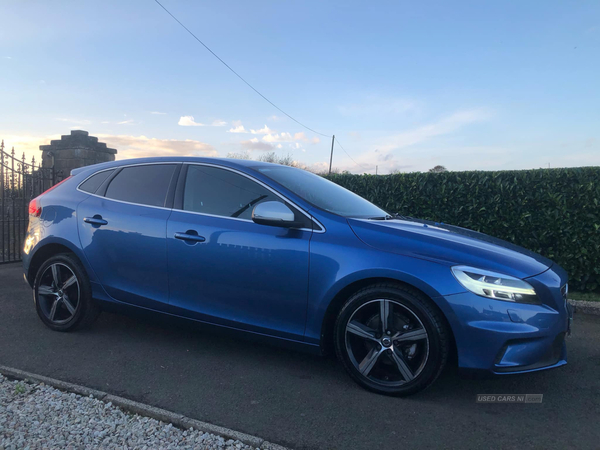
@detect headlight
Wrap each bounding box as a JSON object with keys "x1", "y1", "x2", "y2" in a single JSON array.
[{"x1": 451, "y1": 265, "x2": 539, "y2": 304}]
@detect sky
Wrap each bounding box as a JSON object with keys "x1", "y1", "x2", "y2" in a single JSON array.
[{"x1": 0, "y1": 0, "x2": 599, "y2": 174}]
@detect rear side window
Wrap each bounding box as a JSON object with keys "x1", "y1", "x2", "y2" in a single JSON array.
[
  {"x1": 105, "y1": 165, "x2": 176, "y2": 207},
  {"x1": 79, "y1": 169, "x2": 114, "y2": 194},
  {"x1": 183, "y1": 165, "x2": 280, "y2": 220}
]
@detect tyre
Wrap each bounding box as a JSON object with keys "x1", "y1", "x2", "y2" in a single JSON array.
[
  {"x1": 33, "y1": 253, "x2": 100, "y2": 331},
  {"x1": 334, "y1": 283, "x2": 449, "y2": 396}
]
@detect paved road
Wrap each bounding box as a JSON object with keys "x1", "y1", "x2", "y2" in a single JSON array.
[{"x1": 1, "y1": 263, "x2": 599, "y2": 449}]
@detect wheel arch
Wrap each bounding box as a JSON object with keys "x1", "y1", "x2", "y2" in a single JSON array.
[
  {"x1": 319, "y1": 276, "x2": 457, "y2": 361},
  {"x1": 26, "y1": 238, "x2": 91, "y2": 287}
]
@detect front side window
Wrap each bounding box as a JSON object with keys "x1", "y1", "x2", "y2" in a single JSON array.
[
  {"x1": 183, "y1": 165, "x2": 281, "y2": 220},
  {"x1": 105, "y1": 164, "x2": 176, "y2": 207}
]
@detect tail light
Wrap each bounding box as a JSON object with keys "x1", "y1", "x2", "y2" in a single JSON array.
[
  {"x1": 28, "y1": 176, "x2": 72, "y2": 217},
  {"x1": 28, "y1": 198, "x2": 42, "y2": 217}
]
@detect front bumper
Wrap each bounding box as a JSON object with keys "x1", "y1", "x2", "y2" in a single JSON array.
[{"x1": 440, "y1": 265, "x2": 570, "y2": 374}]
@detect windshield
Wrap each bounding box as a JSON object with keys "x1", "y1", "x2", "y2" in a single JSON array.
[{"x1": 256, "y1": 166, "x2": 388, "y2": 218}]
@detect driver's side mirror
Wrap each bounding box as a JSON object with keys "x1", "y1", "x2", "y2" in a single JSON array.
[{"x1": 252, "y1": 201, "x2": 302, "y2": 228}]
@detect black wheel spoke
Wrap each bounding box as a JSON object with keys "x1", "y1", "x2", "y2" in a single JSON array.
[
  {"x1": 62, "y1": 295, "x2": 76, "y2": 315},
  {"x1": 380, "y1": 299, "x2": 391, "y2": 333},
  {"x1": 49, "y1": 299, "x2": 59, "y2": 321},
  {"x1": 61, "y1": 275, "x2": 77, "y2": 290},
  {"x1": 358, "y1": 347, "x2": 381, "y2": 376},
  {"x1": 347, "y1": 321, "x2": 378, "y2": 342},
  {"x1": 391, "y1": 348, "x2": 414, "y2": 381},
  {"x1": 394, "y1": 328, "x2": 427, "y2": 343},
  {"x1": 51, "y1": 264, "x2": 61, "y2": 287},
  {"x1": 38, "y1": 285, "x2": 55, "y2": 296}
]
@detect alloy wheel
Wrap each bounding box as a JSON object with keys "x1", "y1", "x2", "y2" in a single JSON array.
[
  {"x1": 37, "y1": 263, "x2": 80, "y2": 325},
  {"x1": 345, "y1": 299, "x2": 429, "y2": 386}
]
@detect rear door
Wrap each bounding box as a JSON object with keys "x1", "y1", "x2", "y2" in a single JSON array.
[
  {"x1": 77, "y1": 163, "x2": 180, "y2": 310},
  {"x1": 166, "y1": 164, "x2": 313, "y2": 340}
]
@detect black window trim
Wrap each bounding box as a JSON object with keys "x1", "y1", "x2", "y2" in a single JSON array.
[
  {"x1": 76, "y1": 161, "x2": 325, "y2": 233},
  {"x1": 175, "y1": 163, "x2": 325, "y2": 233},
  {"x1": 76, "y1": 162, "x2": 183, "y2": 211},
  {"x1": 77, "y1": 168, "x2": 117, "y2": 195}
]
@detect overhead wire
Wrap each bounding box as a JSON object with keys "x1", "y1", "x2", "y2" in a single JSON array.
[
  {"x1": 153, "y1": 0, "x2": 330, "y2": 138},
  {"x1": 154, "y1": 0, "x2": 371, "y2": 173},
  {"x1": 334, "y1": 138, "x2": 371, "y2": 171}
]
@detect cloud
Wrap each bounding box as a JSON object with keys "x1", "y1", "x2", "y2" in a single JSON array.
[
  {"x1": 293, "y1": 132, "x2": 307, "y2": 141},
  {"x1": 227, "y1": 120, "x2": 247, "y2": 133},
  {"x1": 259, "y1": 131, "x2": 320, "y2": 144},
  {"x1": 118, "y1": 119, "x2": 135, "y2": 125},
  {"x1": 1, "y1": 132, "x2": 217, "y2": 163},
  {"x1": 378, "y1": 109, "x2": 490, "y2": 152},
  {"x1": 150, "y1": 111, "x2": 166, "y2": 115},
  {"x1": 178, "y1": 116, "x2": 204, "y2": 126},
  {"x1": 268, "y1": 115, "x2": 282, "y2": 121},
  {"x1": 240, "y1": 139, "x2": 275, "y2": 151},
  {"x1": 228, "y1": 125, "x2": 247, "y2": 133},
  {"x1": 97, "y1": 134, "x2": 216, "y2": 159},
  {"x1": 56, "y1": 118, "x2": 91, "y2": 125},
  {"x1": 250, "y1": 125, "x2": 274, "y2": 135},
  {"x1": 323, "y1": 110, "x2": 490, "y2": 174},
  {"x1": 4, "y1": 56, "x2": 11, "y2": 59},
  {"x1": 0, "y1": 134, "x2": 61, "y2": 165},
  {"x1": 179, "y1": 116, "x2": 226, "y2": 127},
  {"x1": 262, "y1": 132, "x2": 293, "y2": 143}
]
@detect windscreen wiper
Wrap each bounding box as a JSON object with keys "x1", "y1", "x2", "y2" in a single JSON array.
[{"x1": 368, "y1": 215, "x2": 394, "y2": 220}]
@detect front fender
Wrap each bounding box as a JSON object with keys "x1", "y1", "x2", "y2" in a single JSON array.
[{"x1": 305, "y1": 226, "x2": 466, "y2": 345}]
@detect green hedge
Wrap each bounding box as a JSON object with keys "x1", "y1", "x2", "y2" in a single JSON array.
[{"x1": 327, "y1": 167, "x2": 600, "y2": 292}]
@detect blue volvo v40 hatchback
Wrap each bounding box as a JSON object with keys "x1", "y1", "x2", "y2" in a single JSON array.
[{"x1": 23, "y1": 157, "x2": 570, "y2": 396}]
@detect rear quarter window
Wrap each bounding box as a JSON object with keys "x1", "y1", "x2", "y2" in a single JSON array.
[{"x1": 78, "y1": 169, "x2": 114, "y2": 194}]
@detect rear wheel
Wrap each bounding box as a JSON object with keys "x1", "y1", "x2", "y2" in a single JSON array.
[
  {"x1": 33, "y1": 253, "x2": 100, "y2": 331},
  {"x1": 334, "y1": 283, "x2": 449, "y2": 396}
]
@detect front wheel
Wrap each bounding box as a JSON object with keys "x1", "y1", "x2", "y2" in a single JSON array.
[
  {"x1": 334, "y1": 283, "x2": 450, "y2": 396},
  {"x1": 33, "y1": 253, "x2": 100, "y2": 331}
]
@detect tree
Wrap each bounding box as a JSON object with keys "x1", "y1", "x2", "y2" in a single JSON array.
[
  {"x1": 227, "y1": 150, "x2": 311, "y2": 171},
  {"x1": 428, "y1": 165, "x2": 448, "y2": 173},
  {"x1": 226, "y1": 151, "x2": 251, "y2": 160}
]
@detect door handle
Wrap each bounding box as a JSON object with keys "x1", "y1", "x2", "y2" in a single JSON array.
[
  {"x1": 174, "y1": 231, "x2": 206, "y2": 243},
  {"x1": 83, "y1": 216, "x2": 108, "y2": 226}
]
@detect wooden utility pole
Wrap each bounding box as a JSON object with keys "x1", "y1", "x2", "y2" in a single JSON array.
[{"x1": 328, "y1": 135, "x2": 335, "y2": 175}]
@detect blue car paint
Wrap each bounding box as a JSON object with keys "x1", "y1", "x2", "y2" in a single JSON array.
[
  {"x1": 23, "y1": 156, "x2": 569, "y2": 374},
  {"x1": 166, "y1": 209, "x2": 311, "y2": 340},
  {"x1": 78, "y1": 193, "x2": 173, "y2": 311}
]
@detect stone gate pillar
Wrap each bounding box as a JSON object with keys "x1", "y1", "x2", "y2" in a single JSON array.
[{"x1": 39, "y1": 130, "x2": 117, "y2": 181}]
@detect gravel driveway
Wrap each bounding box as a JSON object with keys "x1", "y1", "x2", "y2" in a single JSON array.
[{"x1": 0, "y1": 374, "x2": 255, "y2": 450}]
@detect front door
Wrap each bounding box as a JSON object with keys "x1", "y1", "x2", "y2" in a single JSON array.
[{"x1": 166, "y1": 164, "x2": 312, "y2": 340}]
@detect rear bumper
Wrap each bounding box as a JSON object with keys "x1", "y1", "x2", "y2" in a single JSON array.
[{"x1": 440, "y1": 265, "x2": 569, "y2": 374}]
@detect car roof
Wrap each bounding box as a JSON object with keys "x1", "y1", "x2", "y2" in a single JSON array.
[{"x1": 70, "y1": 156, "x2": 282, "y2": 176}]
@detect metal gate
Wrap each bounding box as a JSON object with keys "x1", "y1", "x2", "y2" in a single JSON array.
[{"x1": 1, "y1": 140, "x2": 58, "y2": 263}]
